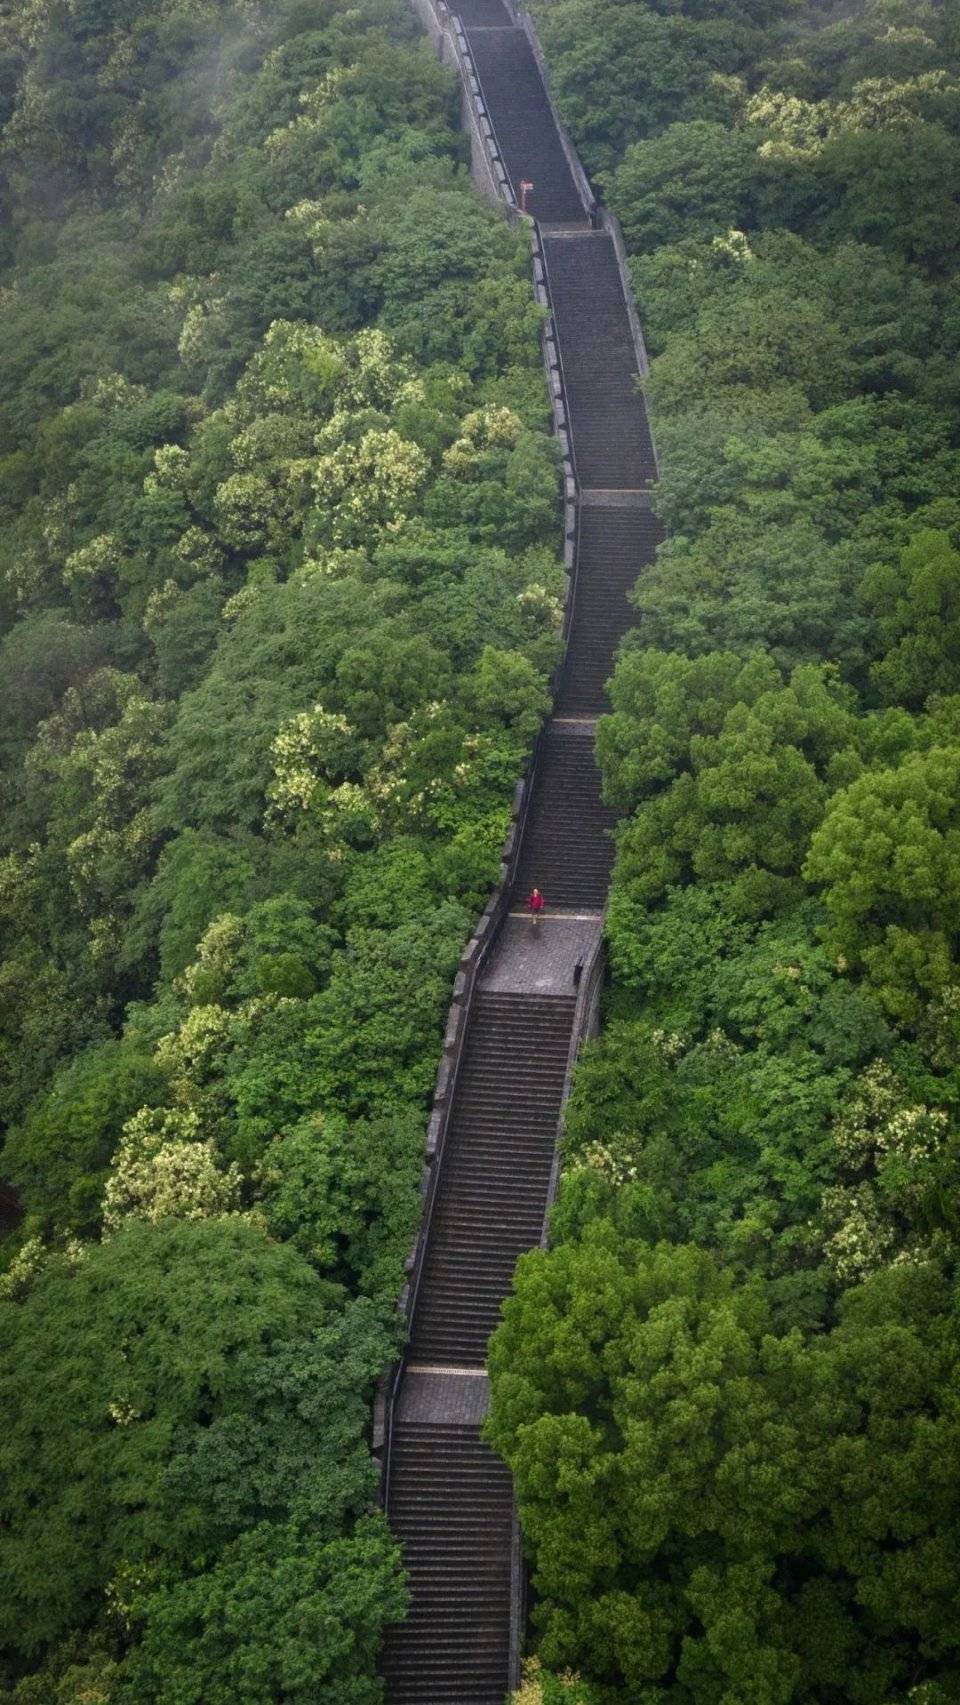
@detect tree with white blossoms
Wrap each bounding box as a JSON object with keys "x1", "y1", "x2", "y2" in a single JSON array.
[
  {"x1": 511, "y1": 1657, "x2": 598, "y2": 1705},
  {"x1": 313, "y1": 425, "x2": 429, "y2": 546},
  {"x1": 102, "y1": 1107, "x2": 242, "y2": 1234},
  {"x1": 747, "y1": 71, "x2": 958, "y2": 159},
  {"x1": 442, "y1": 405, "x2": 524, "y2": 476},
  {"x1": 266, "y1": 703, "x2": 365, "y2": 827},
  {"x1": 0, "y1": 1237, "x2": 85, "y2": 1301},
  {"x1": 154, "y1": 1003, "x2": 234, "y2": 1117},
  {"x1": 62, "y1": 533, "x2": 123, "y2": 614},
  {"x1": 175, "y1": 295, "x2": 225, "y2": 369},
  {"x1": 818, "y1": 1060, "x2": 953, "y2": 1281},
  {"x1": 233, "y1": 323, "x2": 413, "y2": 425},
  {"x1": 341, "y1": 326, "x2": 419, "y2": 412},
  {"x1": 232, "y1": 320, "x2": 347, "y2": 418},
  {"x1": 25, "y1": 670, "x2": 172, "y2": 955},
  {"x1": 177, "y1": 912, "x2": 245, "y2": 1004}
]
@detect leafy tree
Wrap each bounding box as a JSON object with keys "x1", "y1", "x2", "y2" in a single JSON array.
[
  {"x1": 303, "y1": 905, "x2": 469, "y2": 1119},
  {"x1": 3, "y1": 1039, "x2": 169, "y2": 1237},
  {"x1": 0, "y1": 1218, "x2": 382, "y2": 1656},
  {"x1": 488, "y1": 1233, "x2": 960, "y2": 1700},
  {"x1": 804, "y1": 744, "x2": 960, "y2": 1022},
  {"x1": 119, "y1": 828, "x2": 261, "y2": 987},
  {"x1": 11, "y1": 1634, "x2": 118, "y2": 1705},
  {"x1": 861, "y1": 529, "x2": 960, "y2": 708},
  {"x1": 818, "y1": 122, "x2": 960, "y2": 275},
  {"x1": 531, "y1": 0, "x2": 754, "y2": 174},
  {"x1": 116, "y1": 1513, "x2": 405, "y2": 1705},
  {"x1": 101, "y1": 1107, "x2": 243, "y2": 1234},
  {"x1": 605, "y1": 660, "x2": 860, "y2": 918},
  {"x1": 631, "y1": 512, "x2": 872, "y2": 676},
  {"x1": 258, "y1": 1107, "x2": 423, "y2": 1294},
  {"x1": 607, "y1": 121, "x2": 763, "y2": 253}
]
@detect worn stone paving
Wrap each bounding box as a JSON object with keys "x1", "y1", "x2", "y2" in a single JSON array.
[
  {"x1": 481, "y1": 912, "x2": 602, "y2": 996},
  {"x1": 397, "y1": 1368, "x2": 490, "y2": 1425}
]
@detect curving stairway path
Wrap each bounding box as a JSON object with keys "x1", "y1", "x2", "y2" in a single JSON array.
[{"x1": 381, "y1": 2, "x2": 663, "y2": 1697}]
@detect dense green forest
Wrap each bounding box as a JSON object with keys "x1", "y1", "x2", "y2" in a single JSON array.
[
  {"x1": 0, "y1": 0, "x2": 562, "y2": 1695},
  {"x1": 488, "y1": 0, "x2": 960, "y2": 1701}
]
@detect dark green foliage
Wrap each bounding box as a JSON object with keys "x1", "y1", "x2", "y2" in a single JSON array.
[
  {"x1": 488, "y1": 1235, "x2": 960, "y2": 1699},
  {"x1": 3, "y1": 1041, "x2": 169, "y2": 1237},
  {"x1": 258, "y1": 1108, "x2": 425, "y2": 1295},
  {"x1": 606, "y1": 121, "x2": 764, "y2": 253},
  {"x1": 116, "y1": 1513, "x2": 405, "y2": 1705},
  {"x1": 0, "y1": 1219, "x2": 391, "y2": 1653}
]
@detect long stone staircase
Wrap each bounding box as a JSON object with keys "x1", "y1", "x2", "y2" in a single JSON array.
[
  {"x1": 381, "y1": 2, "x2": 661, "y2": 1696},
  {"x1": 466, "y1": 29, "x2": 585, "y2": 224},
  {"x1": 408, "y1": 990, "x2": 577, "y2": 1367},
  {"x1": 542, "y1": 232, "x2": 656, "y2": 488},
  {"x1": 510, "y1": 726, "x2": 617, "y2": 912},
  {"x1": 556, "y1": 506, "x2": 665, "y2": 716}
]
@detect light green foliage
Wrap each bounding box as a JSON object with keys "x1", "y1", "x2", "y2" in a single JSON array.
[
  {"x1": 597, "y1": 648, "x2": 780, "y2": 808},
  {"x1": 101, "y1": 1107, "x2": 243, "y2": 1234},
  {"x1": 181, "y1": 898, "x2": 337, "y2": 1006},
  {"x1": 554, "y1": 908, "x2": 889, "y2": 1296},
  {"x1": 512, "y1": 1657, "x2": 602, "y2": 1705},
  {"x1": 603, "y1": 658, "x2": 860, "y2": 918},
  {"x1": 861, "y1": 528, "x2": 960, "y2": 707}
]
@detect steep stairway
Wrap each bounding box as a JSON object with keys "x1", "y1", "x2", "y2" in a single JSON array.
[
  {"x1": 556, "y1": 506, "x2": 664, "y2": 716},
  {"x1": 511, "y1": 725, "x2": 617, "y2": 911},
  {"x1": 408, "y1": 990, "x2": 577, "y2": 1367},
  {"x1": 382, "y1": 1420, "x2": 515, "y2": 1704},
  {"x1": 466, "y1": 29, "x2": 587, "y2": 224},
  {"x1": 543, "y1": 232, "x2": 657, "y2": 489},
  {"x1": 383, "y1": 2, "x2": 657, "y2": 1696},
  {"x1": 454, "y1": 0, "x2": 512, "y2": 23}
]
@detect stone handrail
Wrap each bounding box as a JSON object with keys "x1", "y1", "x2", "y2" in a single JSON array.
[
  {"x1": 542, "y1": 927, "x2": 605, "y2": 1250},
  {"x1": 599, "y1": 208, "x2": 662, "y2": 478}
]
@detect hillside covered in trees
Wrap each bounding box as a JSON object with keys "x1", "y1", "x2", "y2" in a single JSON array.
[
  {"x1": 0, "y1": 0, "x2": 563, "y2": 1696},
  {"x1": 487, "y1": 0, "x2": 960, "y2": 1701}
]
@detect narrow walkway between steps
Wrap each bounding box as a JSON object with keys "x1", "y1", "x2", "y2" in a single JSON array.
[{"x1": 381, "y1": 3, "x2": 662, "y2": 1699}]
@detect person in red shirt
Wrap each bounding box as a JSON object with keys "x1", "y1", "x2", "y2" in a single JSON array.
[{"x1": 527, "y1": 887, "x2": 545, "y2": 927}]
